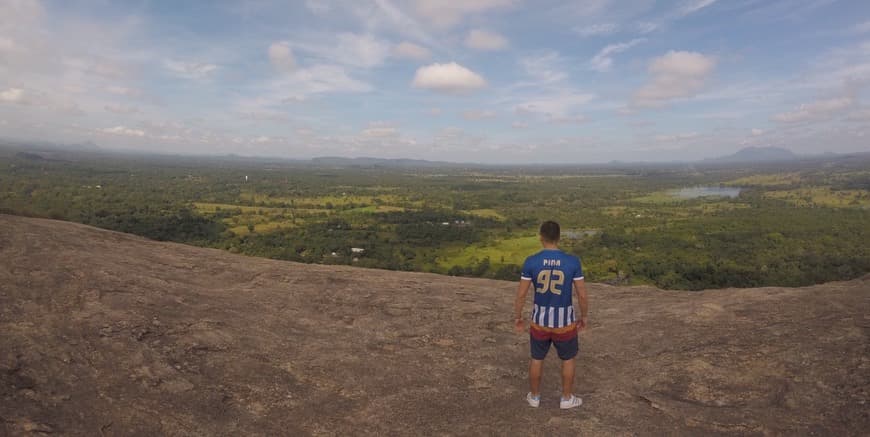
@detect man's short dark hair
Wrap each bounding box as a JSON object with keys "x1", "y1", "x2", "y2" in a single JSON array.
[{"x1": 540, "y1": 221, "x2": 560, "y2": 243}]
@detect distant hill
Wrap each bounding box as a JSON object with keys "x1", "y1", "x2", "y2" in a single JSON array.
[
  {"x1": 0, "y1": 138, "x2": 100, "y2": 152},
  {"x1": 1, "y1": 214, "x2": 868, "y2": 435},
  {"x1": 707, "y1": 147, "x2": 799, "y2": 163}
]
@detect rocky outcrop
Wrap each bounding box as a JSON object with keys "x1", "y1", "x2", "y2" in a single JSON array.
[{"x1": 0, "y1": 214, "x2": 867, "y2": 435}]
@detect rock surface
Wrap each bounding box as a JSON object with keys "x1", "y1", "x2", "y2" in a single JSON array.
[{"x1": 0, "y1": 214, "x2": 868, "y2": 436}]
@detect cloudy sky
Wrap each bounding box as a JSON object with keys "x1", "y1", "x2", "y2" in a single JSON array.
[{"x1": 1, "y1": 0, "x2": 870, "y2": 163}]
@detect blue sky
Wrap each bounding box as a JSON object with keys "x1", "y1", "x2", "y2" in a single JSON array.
[{"x1": 1, "y1": 0, "x2": 869, "y2": 163}]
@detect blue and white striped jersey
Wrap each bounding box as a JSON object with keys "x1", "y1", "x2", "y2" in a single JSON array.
[{"x1": 521, "y1": 249, "x2": 584, "y2": 329}]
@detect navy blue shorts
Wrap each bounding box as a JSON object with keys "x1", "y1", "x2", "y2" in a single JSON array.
[{"x1": 530, "y1": 333, "x2": 579, "y2": 360}]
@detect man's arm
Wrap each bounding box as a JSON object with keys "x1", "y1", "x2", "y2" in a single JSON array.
[
  {"x1": 573, "y1": 278, "x2": 588, "y2": 331},
  {"x1": 513, "y1": 279, "x2": 532, "y2": 333}
]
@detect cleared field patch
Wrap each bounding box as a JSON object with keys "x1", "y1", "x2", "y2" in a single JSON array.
[
  {"x1": 726, "y1": 173, "x2": 802, "y2": 187},
  {"x1": 343, "y1": 205, "x2": 407, "y2": 214},
  {"x1": 764, "y1": 187, "x2": 870, "y2": 208},
  {"x1": 194, "y1": 202, "x2": 285, "y2": 214},
  {"x1": 256, "y1": 194, "x2": 407, "y2": 209},
  {"x1": 228, "y1": 220, "x2": 298, "y2": 236},
  {"x1": 630, "y1": 191, "x2": 681, "y2": 204}
]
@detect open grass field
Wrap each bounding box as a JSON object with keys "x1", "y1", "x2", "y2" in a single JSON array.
[{"x1": 437, "y1": 235, "x2": 542, "y2": 270}]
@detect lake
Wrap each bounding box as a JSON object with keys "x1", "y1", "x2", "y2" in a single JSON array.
[{"x1": 672, "y1": 186, "x2": 743, "y2": 199}]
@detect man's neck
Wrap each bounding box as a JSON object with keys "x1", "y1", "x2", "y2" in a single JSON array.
[{"x1": 542, "y1": 243, "x2": 559, "y2": 250}]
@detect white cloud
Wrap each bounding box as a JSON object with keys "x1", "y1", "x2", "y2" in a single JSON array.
[
  {"x1": 514, "y1": 92, "x2": 594, "y2": 118},
  {"x1": 293, "y1": 33, "x2": 390, "y2": 69},
  {"x1": 393, "y1": 41, "x2": 431, "y2": 60},
  {"x1": 249, "y1": 135, "x2": 294, "y2": 146},
  {"x1": 462, "y1": 109, "x2": 497, "y2": 120},
  {"x1": 655, "y1": 132, "x2": 698, "y2": 142},
  {"x1": 268, "y1": 41, "x2": 295, "y2": 71},
  {"x1": 677, "y1": 0, "x2": 717, "y2": 17},
  {"x1": 430, "y1": 126, "x2": 486, "y2": 152},
  {"x1": 412, "y1": 62, "x2": 486, "y2": 94},
  {"x1": 106, "y1": 86, "x2": 142, "y2": 97},
  {"x1": 0, "y1": 37, "x2": 19, "y2": 53},
  {"x1": 549, "y1": 115, "x2": 587, "y2": 124},
  {"x1": 164, "y1": 60, "x2": 218, "y2": 79},
  {"x1": 573, "y1": 23, "x2": 617, "y2": 37},
  {"x1": 519, "y1": 51, "x2": 568, "y2": 84},
  {"x1": 334, "y1": 33, "x2": 390, "y2": 68},
  {"x1": 55, "y1": 101, "x2": 85, "y2": 116},
  {"x1": 104, "y1": 104, "x2": 139, "y2": 114},
  {"x1": 590, "y1": 38, "x2": 646, "y2": 72},
  {"x1": 852, "y1": 21, "x2": 870, "y2": 34},
  {"x1": 238, "y1": 110, "x2": 291, "y2": 122},
  {"x1": 63, "y1": 57, "x2": 127, "y2": 79},
  {"x1": 465, "y1": 29, "x2": 509, "y2": 51},
  {"x1": 751, "y1": 128, "x2": 765, "y2": 136},
  {"x1": 363, "y1": 0, "x2": 439, "y2": 48},
  {"x1": 429, "y1": 107, "x2": 442, "y2": 116},
  {"x1": 633, "y1": 51, "x2": 716, "y2": 107},
  {"x1": 625, "y1": 1, "x2": 715, "y2": 38},
  {"x1": 238, "y1": 64, "x2": 371, "y2": 115},
  {"x1": 100, "y1": 125, "x2": 146, "y2": 137},
  {"x1": 0, "y1": 87, "x2": 26, "y2": 104},
  {"x1": 361, "y1": 125, "x2": 398, "y2": 137},
  {"x1": 278, "y1": 64, "x2": 373, "y2": 97},
  {"x1": 846, "y1": 108, "x2": 870, "y2": 122},
  {"x1": 305, "y1": 0, "x2": 331, "y2": 15},
  {"x1": 413, "y1": 0, "x2": 515, "y2": 29},
  {"x1": 771, "y1": 97, "x2": 854, "y2": 123},
  {"x1": 635, "y1": 21, "x2": 660, "y2": 34},
  {"x1": 512, "y1": 121, "x2": 528, "y2": 129},
  {"x1": 0, "y1": 0, "x2": 43, "y2": 30}
]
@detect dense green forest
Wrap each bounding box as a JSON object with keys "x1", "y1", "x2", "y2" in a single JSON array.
[{"x1": 1, "y1": 145, "x2": 868, "y2": 290}]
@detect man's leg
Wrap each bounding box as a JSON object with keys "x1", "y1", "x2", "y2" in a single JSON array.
[
  {"x1": 560, "y1": 358, "x2": 575, "y2": 399},
  {"x1": 529, "y1": 359, "x2": 544, "y2": 396},
  {"x1": 553, "y1": 335, "x2": 580, "y2": 401},
  {"x1": 528, "y1": 333, "x2": 550, "y2": 397}
]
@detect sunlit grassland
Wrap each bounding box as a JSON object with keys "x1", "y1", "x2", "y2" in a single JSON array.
[
  {"x1": 248, "y1": 193, "x2": 403, "y2": 206},
  {"x1": 436, "y1": 235, "x2": 541, "y2": 269},
  {"x1": 193, "y1": 202, "x2": 311, "y2": 214},
  {"x1": 463, "y1": 208, "x2": 506, "y2": 220},
  {"x1": 344, "y1": 205, "x2": 407, "y2": 214}
]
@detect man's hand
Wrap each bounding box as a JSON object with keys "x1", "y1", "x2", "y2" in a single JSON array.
[
  {"x1": 514, "y1": 318, "x2": 525, "y2": 334},
  {"x1": 514, "y1": 279, "x2": 532, "y2": 334},
  {"x1": 577, "y1": 316, "x2": 588, "y2": 332}
]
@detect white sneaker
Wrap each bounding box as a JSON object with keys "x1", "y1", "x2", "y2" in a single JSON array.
[
  {"x1": 526, "y1": 392, "x2": 540, "y2": 408},
  {"x1": 559, "y1": 394, "x2": 583, "y2": 409}
]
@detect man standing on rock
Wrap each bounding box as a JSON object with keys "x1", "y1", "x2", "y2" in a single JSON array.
[{"x1": 514, "y1": 221, "x2": 588, "y2": 409}]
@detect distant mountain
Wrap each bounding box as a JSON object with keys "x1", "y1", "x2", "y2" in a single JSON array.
[{"x1": 707, "y1": 147, "x2": 799, "y2": 163}]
